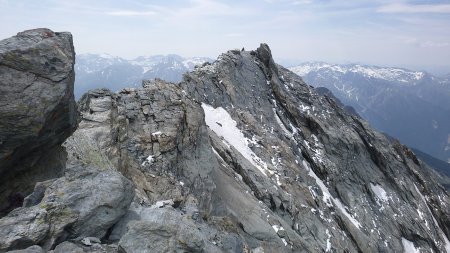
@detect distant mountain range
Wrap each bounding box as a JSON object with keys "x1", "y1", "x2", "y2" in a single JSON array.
[
  {"x1": 74, "y1": 54, "x2": 211, "y2": 99},
  {"x1": 289, "y1": 62, "x2": 450, "y2": 167}
]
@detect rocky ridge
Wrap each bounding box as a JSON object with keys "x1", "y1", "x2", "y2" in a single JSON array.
[{"x1": 0, "y1": 29, "x2": 449, "y2": 253}]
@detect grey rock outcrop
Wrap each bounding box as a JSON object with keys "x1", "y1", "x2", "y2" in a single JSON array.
[
  {"x1": 0, "y1": 164, "x2": 133, "y2": 252},
  {"x1": 6, "y1": 245, "x2": 44, "y2": 253},
  {"x1": 118, "y1": 207, "x2": 206, "y2": 253},
  {"x1": 0, "y1": 28, "x2": 77, "y2": 215},
  {"x1": 49, "y1": 240, "x2": 118, "y2": 253}
]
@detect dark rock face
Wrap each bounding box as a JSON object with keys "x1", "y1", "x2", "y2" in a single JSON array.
[{"x1": 0, "y1": 28, "x2": 77, "y2": 215}]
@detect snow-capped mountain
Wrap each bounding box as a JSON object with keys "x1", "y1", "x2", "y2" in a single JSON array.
[
  {"x1": 74, "y1": 54, "x2": 211, "y2": 99},
  {"x1": 76, "y1": 53, "x2": 127, "y2": 73},
  {"x1": 128, "y1": 55, "x2": 211, "y2": 74},
  {"x1": 289, "y1": 62, "x2": 450, "y2": 165},
  {"x1": 290, "y1": 62, "x2": 425, "y2": 84}
]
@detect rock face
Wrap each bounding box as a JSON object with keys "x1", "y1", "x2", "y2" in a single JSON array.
[
  {"x1": 64, "y1": 45, "x2": 450, "y2": 252},
  {"x1": 0, "y1": 28, "x2": 77, "y2": 215},
  {"x1": 0, "y1": 165, "x2": 133, "y2": 252},
  {"x1": 1, "y1": 29, "x2": 449, "y2": 252},
  {"x1": 179, "y1": 45, "x2": 450, "y2": 252}
]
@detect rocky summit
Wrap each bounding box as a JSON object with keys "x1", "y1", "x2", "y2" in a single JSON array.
[{"x1": 0, "y1": 29, "x2": 449, "y2": 253}]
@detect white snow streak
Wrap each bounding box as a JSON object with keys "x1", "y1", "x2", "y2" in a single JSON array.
[
  {"x1": 370, "y1": 183, "x2": 389, "y2": 202},
  {"x1": 303, "y1": 160, "x2": 361, "y2": 229},
  {"x1": 326, "y1": 229, "x2": 332, "y2": 252},
  {"x1": 142, "y1": 155, "x2": 154, "y2": 166},
  {"x1": 273, "y1": 109, "x2": 292, "y2": 137},
  {"x1": 414, "y1": 184, "x2": 450, "y2": 252},
  {"x1": 401, "y1": 238, "x2": 420, "y2": 253},
  {"x1": 202, "y1": 103, "x2": 272, "y2": 176}
]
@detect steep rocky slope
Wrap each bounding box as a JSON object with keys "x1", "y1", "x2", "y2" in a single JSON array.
[
  {"x1": 0, "y1": 29, "x2": 77, "y2": 216},
  {"x1": 0, "y1": 29, "x2": 449, "y2": 253},
  {"x1": 179, "y1": 46, "x2": 450, "y2": 252}
]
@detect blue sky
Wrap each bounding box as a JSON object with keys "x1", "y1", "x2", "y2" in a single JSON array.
[{"x1": 1, "y1": 0, "x2": 449, "y2": 73}]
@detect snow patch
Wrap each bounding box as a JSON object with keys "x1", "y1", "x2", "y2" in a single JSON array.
[
  {"x1": 151, "y1": 131, "x2": 162, "y2": 137},
  {"x1": 142, "y1": 155, "x2": 154, "y2": 166},
  {"x1": 272, "y1": 225, "x2": 284, "y2": 233},
  {"x1": 326, "y1": 229, "x2": 332, "y2": 252},
  {"x1": 401, "y1": 238, "x2": 420, "y2": 253},
  {"x1": 152, "y1": 199, "x2": 173, "y2": 208},
  {"x1": 370, "y1": 183, "x2": 389, "y2": 202},
  {"x1": 202, "y1": 103, "x2": 273, "y2": 176}
]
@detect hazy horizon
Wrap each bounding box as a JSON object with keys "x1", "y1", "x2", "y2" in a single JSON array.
[{"x1": 1, "y1": 0, "x2": 449, "y2": 75}]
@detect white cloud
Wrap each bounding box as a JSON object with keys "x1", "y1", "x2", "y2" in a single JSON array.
[
  {"x1": 421, "y1": 40, "x2": 449, "y2": 48},
  {"x1": 264, "y1": 0, "x2": 312, "y2": 4},
  {"x1": 401, "y1": 37, "x2": 449, "y2": 48},
  {"x1": 224, "y1": 33, "x2": 244, "y2": 37},
  {"x1": 378, "y1": 3, "x2": 450, "y2": 14},
  {"x1": 292, "y1": 0, "x2": 312, "y2": 5},
  {"x1": 106, "y1": 10, "x2": 156, "y2": 16}
]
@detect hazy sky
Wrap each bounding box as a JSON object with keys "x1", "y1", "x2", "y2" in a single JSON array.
[{"x1": 1, "y1": 0, "x2": 449, "y2": 73}]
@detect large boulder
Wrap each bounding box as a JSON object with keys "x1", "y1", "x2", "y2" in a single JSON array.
[
  {"x1": 0, "y1": 28, "x2": 77, "y2": 215},
  {"x1": 0, "y1": 165, "x2": 134, "y2": 252},
  {"x1": 118, "y1": 207, "x2": 206, "y2": 253}
]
